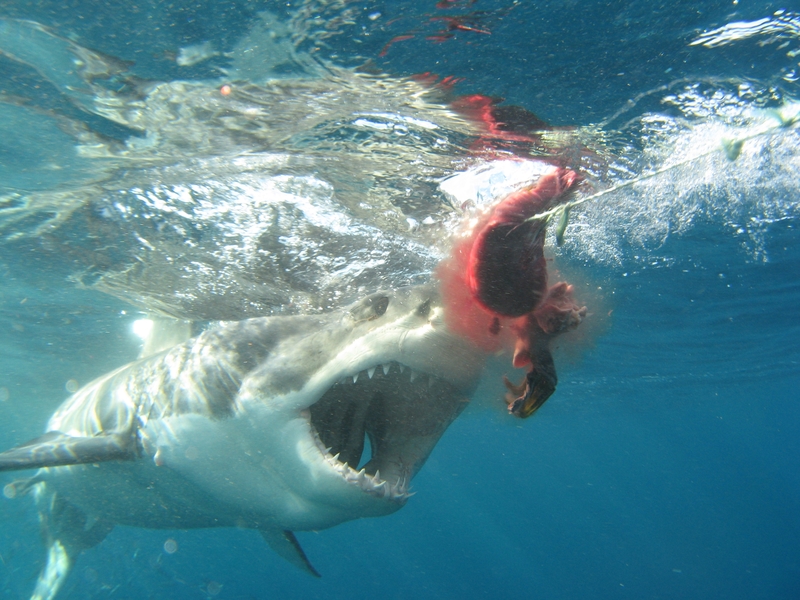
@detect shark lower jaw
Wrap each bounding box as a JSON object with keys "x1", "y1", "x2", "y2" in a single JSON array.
[{"x1": 303, "y1": 359, "x2": 471, "y2": 504}]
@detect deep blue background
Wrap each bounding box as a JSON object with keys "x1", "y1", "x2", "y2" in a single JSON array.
[{"x1": 1, "y1": 1, "x2": 799, "y2": 599}]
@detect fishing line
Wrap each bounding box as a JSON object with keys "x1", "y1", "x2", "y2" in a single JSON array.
[{"x1": 528, "y1": 102, "x2": 800, "y2": 245}]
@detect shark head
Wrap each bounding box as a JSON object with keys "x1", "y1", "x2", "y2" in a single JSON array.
[{"x1": 193, "y1": 284, "x2": 489, "y2": 528}]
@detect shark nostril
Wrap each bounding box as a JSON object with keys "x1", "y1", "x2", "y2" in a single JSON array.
[{"x1": 415, "y1": 299, "x2": 431, "y2": 318}]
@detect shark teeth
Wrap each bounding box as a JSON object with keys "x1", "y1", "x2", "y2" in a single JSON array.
[
  {"x1": 324, "y1": 450, "x2": 412, "y2": 502},
  {"x1": 309, "y1": 426, "x2": 411, "y2": 502},
  {"x1": 336, "y1": 361, "x2": 428, "y2": 388},
  {"x1": 305, "y1": 359, "x2": 436, "y2": 503}
]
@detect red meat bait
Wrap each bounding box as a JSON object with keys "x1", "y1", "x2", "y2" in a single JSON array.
[{"x1": 438, "y1": 167, "x2": 587, "y2": 417}]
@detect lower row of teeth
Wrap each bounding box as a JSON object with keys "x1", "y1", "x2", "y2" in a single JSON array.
[
  {"x1": 310, "y1": 429, "x2": 412, "y2": 500},
  {"x1": 324, "y1": 453, "x2": 413, "y2": 501}
]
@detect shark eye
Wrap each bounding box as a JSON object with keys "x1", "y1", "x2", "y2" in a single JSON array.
[
  {"x1": 371, "y1": 295, "x2": 389, "y2": 318},
  {"x1": 350, "y1": 294, "x2": 389, "y2": 322}
]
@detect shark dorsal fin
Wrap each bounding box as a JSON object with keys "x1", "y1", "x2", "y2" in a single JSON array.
[{"x1": 135, "y1": 317, "x2": 193, "y2": 358}]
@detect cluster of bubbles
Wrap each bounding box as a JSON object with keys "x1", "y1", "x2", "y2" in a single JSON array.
[
  {"x1": 551, "y1": 83, "x2": 800, "y2": 267},
  {"x1": 543, "y1": 12, "x2": 800, "y2": 267}
]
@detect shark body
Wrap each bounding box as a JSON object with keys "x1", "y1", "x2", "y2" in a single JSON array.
[{"x1": 0, "y1": 285, "x2": 486, "y2": 600}]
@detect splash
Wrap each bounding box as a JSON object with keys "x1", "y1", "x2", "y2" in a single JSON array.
[
  {"x1": 690, "y1": 10, "x2": 800, "y2": 83},
  {"x1": 546, "y1": 84, "x2": 800, "y2": 266},
  {"x1": 0, "y1": 16, "x2": 489, "y2": 320},
  {"x1": 690, "y1": 11, "x2": 800, "y2": 48}
]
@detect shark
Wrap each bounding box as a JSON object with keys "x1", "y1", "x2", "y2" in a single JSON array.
[{"x1": 0, "y1": 285, "x2": 487, "y2": 600}]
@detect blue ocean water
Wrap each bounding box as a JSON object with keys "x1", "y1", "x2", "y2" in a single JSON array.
[{"x1": 1, "y1": 1, "x2": 799, "y2": 599}]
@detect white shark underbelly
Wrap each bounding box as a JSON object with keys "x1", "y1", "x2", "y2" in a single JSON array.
[{"x1": 45, "y1": 408, "x2": 400, "y2": 531}]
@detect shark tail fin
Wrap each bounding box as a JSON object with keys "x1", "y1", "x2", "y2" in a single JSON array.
[
  {"x1": 260, "y1": 529, "x2": 321, "y2": 578},
  {"x1": 0, "y1": 431, "x2": 139, "y2": 472},
  {"x1": 30, "y1": 488, "x2": 114, "y2": 600}
]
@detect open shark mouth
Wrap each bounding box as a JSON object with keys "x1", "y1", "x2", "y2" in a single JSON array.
[{"x1": 308, "y1": 360, "x2": 468, "y2": 503}]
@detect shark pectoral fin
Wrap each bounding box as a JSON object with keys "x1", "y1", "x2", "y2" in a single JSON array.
[
  {"x1": 0, "y1": 431, "x2": 139, "y2": 472},
  {"x1": 260, "y1": 529, "x2": 321, "y2": 578}
]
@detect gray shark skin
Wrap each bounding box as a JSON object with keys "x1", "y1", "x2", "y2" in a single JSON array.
[{"x1": 0, "y1": 285, "x2": 487, "y2": 600}]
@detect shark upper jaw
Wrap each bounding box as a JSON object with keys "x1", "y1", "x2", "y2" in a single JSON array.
[{"x1": 260, "y1": 286, "x2": 487, "y2": 515}]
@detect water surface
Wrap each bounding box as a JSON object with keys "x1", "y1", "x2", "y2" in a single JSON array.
[{"x1": 1, "y1": 1, "x2": 798, "y2": 599}]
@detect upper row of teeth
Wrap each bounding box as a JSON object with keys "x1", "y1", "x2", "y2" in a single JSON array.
[{"x1": 338, "y1": 362, "x2": 431, "y2": 386}]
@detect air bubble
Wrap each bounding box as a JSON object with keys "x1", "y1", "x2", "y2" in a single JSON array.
[{"x1": 207, "y1": 581, "x2": 222, "y2": 596}]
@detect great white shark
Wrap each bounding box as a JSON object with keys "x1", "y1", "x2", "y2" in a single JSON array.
[
  {"x1": 0, "y1": 15, "x2": 588, "y2": 600},
  {"x1": 0, "y1": 285, "x2": 487, "y2": 600}
]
